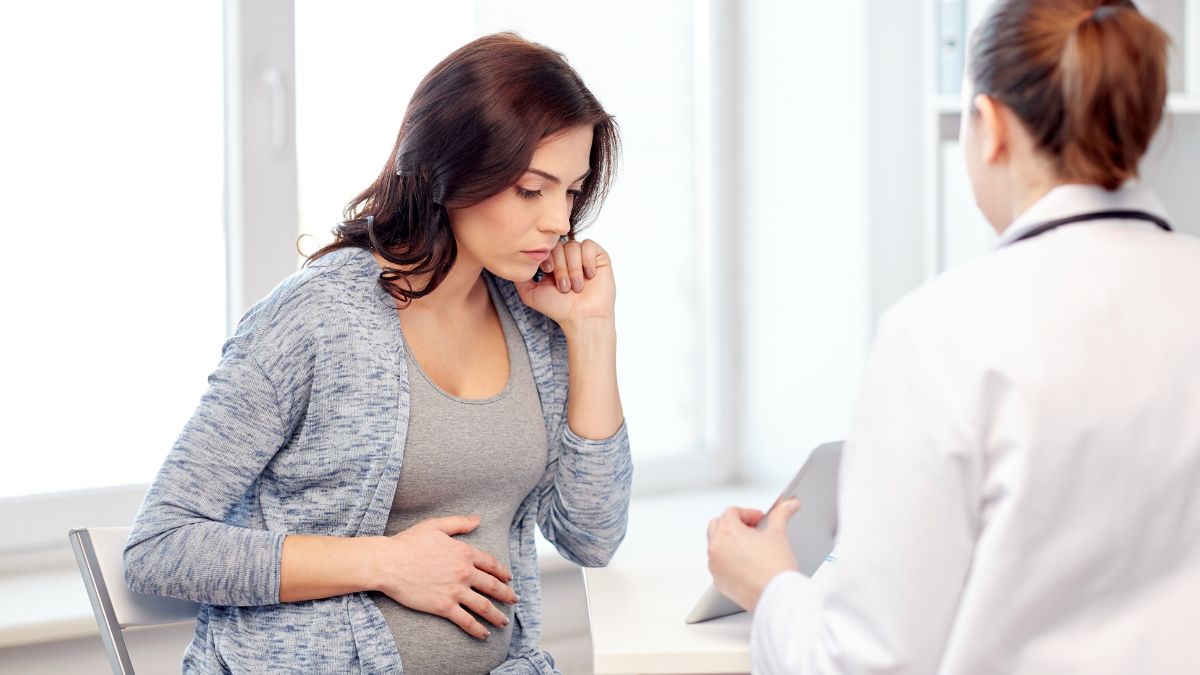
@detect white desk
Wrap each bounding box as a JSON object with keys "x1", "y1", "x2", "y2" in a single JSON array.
[{"x1": 583, "y1": 486, "x2": 776, "y2": 675}]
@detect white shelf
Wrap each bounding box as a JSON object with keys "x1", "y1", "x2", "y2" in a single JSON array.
[
  {"x1": 932, "y1": 94, "x2": 961, "y2": 114},
  {"x1": 922, "y1": 0, "x2": 1200, "y2": 277},
  {"x1": 1167, "y1": 94, "x2": 1200, "y2": 114}
]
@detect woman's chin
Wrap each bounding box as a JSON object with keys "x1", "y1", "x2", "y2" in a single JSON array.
[{"x1": 485, "y1": 263, "x2": 539, "y2": 284}]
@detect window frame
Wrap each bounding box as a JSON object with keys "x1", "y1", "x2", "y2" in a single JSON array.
[
  {"x1": 632, "y1": 0, "x2": 743, "y2": 495},
  {"x1": 0, "y1": 0, "x2": 741, "y2": 561},
  {"x1": 0, "y1": 0, "x2": 298, "y2": 561}
]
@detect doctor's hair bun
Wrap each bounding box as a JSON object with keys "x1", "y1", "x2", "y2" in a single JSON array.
[{"x1": 969, "y1": 0, "x2": 1169, "y2": 190}]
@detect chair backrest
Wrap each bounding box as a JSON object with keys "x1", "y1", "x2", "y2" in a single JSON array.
[{"x1": 69, "y1": 526, "x2": 199, "y2": 674}]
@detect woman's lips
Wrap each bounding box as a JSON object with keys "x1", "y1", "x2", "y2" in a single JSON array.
[{"x1": 522, "y1": 249, "x2": 551, "y2": 262}]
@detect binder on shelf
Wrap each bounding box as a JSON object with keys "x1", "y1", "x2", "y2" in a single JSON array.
[{"x1": 938, "y1": 0, "x2": 967, "y2": 95}]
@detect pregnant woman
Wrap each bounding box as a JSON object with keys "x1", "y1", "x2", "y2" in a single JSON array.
[{"x1": 124, "y1": 33, "x2": 631, "y2": 674}]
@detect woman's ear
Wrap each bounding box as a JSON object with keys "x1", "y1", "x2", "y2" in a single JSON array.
[{"x1": 973, "y1": 93, "x2": 1007, "y2": 165}]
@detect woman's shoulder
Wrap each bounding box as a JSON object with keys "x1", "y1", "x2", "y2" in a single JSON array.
[{"x1": 230, "y1": 247, "x2": 387, "y2": 357}]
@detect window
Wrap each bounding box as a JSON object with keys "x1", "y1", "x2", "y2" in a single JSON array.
[
  {"x1": 0, "y1": 2, "x2": 225, "y2": 500},
  {"x1": 295, "y1": 1, "x2": 729, "y2": 486},
  {"x1": 1, "y1": 0, "x2": 733, "y2": 563}
]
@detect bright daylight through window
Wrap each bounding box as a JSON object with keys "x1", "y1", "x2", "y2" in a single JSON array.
[{"x1": 0, "y1": 2, "x2": 225, "y2": 499}]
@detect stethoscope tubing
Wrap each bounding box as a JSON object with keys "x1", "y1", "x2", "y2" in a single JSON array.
[{"x1": 1007, "y1": 209, "x2": 1172, "y2": 245}]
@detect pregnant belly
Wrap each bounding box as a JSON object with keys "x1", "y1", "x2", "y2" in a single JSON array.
[
  {"x1": 370, "y1": 529, "x2": 517, "y2": 675},
  {"x1": 371, "y1": 589, "x2": 514, "y2": 675}
]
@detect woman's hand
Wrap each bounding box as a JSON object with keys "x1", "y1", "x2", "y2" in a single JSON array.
[
  {"x1": 373, "y1": 515, "x2": 519, "y2": 639},
  {"x1": 515, "y1": 237, "x2": 624, "y2": 439},
  {"x1": 516, "y1": 238, "x2": 615, "y2": 334}
]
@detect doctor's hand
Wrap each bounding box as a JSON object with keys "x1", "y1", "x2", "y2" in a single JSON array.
[{"x1": 706, "y1": 500, "x2": 802, "y2": 613}]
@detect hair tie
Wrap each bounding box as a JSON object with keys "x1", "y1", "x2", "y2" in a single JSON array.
[
  {"x1": 1078, "y1": 4, "x2": 1126, "y2": 27},
  {"x1": 365, "y1": 215, "x2": 375, "y2": 228}
]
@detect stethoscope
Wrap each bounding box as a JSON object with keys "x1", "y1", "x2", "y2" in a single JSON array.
[{"x1": 1007, "y1": 209, "x2": 1172, "y2": 245}]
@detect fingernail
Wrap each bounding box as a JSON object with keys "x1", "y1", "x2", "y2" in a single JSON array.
[
  {"x1": 584, "y1": 268, "x2": 595, "y2": 279},
  {"x1": 558, "y1": 278, "x2": 569, "y2": 292},
  {"x1": 571, "y1": 277, "x2": 583, "y2": 293},
  {"x1": 484, "y1": 630, "x2": 491, "y2": 638},
  {"x1": 502, "y1": 618, "x2": 509, "y2": 626}
]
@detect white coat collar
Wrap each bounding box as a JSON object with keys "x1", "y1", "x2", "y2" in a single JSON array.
[{"x1": 998, "y1": 181, "x2": 1170, "y2": 245}]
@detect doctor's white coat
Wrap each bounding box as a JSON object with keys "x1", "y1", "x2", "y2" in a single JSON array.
[{"x1": 752, "y1": 183, "x2": 1200, "y2": 674}]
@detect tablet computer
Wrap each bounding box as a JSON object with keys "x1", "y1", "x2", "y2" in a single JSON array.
[{"x1": 684, "y1": 441, "x2": 842, "y2": 624}]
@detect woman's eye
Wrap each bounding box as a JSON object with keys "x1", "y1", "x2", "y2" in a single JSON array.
[
  {"x1": 567, "y1": 189, "x2": 582, "y2": 200},
  {"x1": 516, "y1": 187, "x2": 542, "y2": 199}
]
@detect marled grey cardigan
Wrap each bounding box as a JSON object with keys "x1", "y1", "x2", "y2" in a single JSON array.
[{"x1": 124, "y1": 247, "x2": 633, "y2": 674}]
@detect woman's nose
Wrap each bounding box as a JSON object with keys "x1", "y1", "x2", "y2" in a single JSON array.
[{"x1": 538, "y1": 199, "x2": 572, "y2": 236}]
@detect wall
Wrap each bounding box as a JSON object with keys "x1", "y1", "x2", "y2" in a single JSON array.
[{"x1": 738, "y1": 0, "x2": 875, "y2": 483}]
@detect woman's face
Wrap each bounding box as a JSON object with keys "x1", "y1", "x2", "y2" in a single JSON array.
[{"x1": 447, "y1": 124, "x2": 594, "y2": 282}]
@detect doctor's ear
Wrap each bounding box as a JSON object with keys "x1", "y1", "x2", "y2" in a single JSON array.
[{"x1": 971, "y1": 93, "x2": 1008, "y2": 165}]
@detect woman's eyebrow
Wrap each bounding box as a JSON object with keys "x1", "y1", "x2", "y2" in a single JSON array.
[{"x1": 526, "y1": 168, "x2": 592, "y2": 184}]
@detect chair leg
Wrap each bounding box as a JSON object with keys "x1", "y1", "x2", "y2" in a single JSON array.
[{"x1": 69, "y1": 529, "x2": 137, "y2": 675}]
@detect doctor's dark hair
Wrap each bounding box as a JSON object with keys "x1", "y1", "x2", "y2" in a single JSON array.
[
  {"x1": 968, "y1": 0, "x2": 1169, "y2": 190},
  {"x1": 306, "y1": 33, "x2": 620, "y2": 305}
]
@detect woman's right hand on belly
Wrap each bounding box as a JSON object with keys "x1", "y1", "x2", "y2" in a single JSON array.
[{"x1": 372, "y1": 514, "x2": 519, "y2": 639}]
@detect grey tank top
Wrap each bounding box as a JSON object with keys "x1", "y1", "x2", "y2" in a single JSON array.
[{"x1": 372, "y1": 277, "x2": 549, "y2": 675}]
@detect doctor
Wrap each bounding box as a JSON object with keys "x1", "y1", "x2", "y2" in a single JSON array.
[{"x1": 707, "y1": 1, "x2": 1200, "y2": 673}]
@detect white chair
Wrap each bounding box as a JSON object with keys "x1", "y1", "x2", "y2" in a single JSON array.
[{"x1": 68, "y1": 526, "x2": 199, "y2": 675}]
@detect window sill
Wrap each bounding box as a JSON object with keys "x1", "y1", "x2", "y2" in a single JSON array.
[
  {"x1": 0, "y1": 567, "x2": 98, "y2": 648},
  {"x1": 0, "y1": 540, "x2": 582, "y2": 649},
  {"x1": 0, "y1": 483, "x2": 770, "y2": 649}
]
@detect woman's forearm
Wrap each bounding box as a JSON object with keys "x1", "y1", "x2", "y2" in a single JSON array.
[
  {"x1": 538, "y1": 317, "x2": 632, "y2": 564},
  {"x1": 279, "y1": 534, "x2": 383, "y2": 602},
  {"x1": 561, "y1": 319, "x2": 624, "y2": 440}
]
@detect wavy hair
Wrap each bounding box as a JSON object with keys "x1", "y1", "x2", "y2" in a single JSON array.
[{"x1": 306, "y1": 33, "x2": 620, "y2": 305}]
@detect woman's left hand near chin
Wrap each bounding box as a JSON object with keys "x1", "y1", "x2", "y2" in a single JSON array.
[{"x1": 516, "y1": 238, "x2": 615, "y2": 334}]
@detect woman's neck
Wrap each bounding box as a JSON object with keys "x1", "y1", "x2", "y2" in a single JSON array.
[
  {"x1": 372, "y1": 249, "x2": 490, "y2": 317},
  {"x1": 1000, "y1": 156, "x2": 1067, "y2": 235},
  {"x1": 416, "y1": 259, "x2": 489, "y2": 316},
  {"x1": 1010, "y1": 182, "x2": 1059, "y2": 224}
]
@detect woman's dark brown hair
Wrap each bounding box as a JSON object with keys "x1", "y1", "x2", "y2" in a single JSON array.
[
  {"x1": 306, "y1": 32, "x2": 620, "y2": 304},
  {"x1": 969, "y1": 0, "x2": 1169, "y2": 189}
]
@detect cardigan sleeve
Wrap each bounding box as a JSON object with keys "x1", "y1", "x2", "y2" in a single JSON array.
[
  {"x1": 536, "y1": 420, "x2": 633, "y2": 567},
  {"x1": 122, "y1": 338, "x2": 291, "y2": 606},
  {"x1": 490, "y1": 649, "x2": 561, "y2": 675}
]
